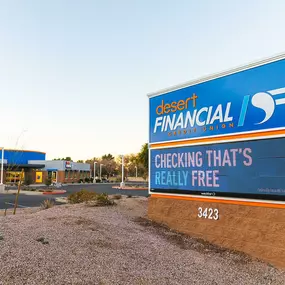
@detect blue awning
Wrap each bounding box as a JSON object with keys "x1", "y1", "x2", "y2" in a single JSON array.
[{"x1": 46, "y1": 168, "x2": 58, "y2": 171}]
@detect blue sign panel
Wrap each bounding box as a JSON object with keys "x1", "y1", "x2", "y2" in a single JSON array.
[
  {"x1": 149, "y1": 58, "x2": 285, "y2": 143},
  {"x1": 150, "y1": 138, "x2": 285, "y2": 199}
]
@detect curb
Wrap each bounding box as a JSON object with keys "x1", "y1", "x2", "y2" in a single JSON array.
[
  {"x1": 42, "y1": 190, "x2": 67, "y2": 195},
  {"x1": 112, "y1": 186, "x2": 148, "y2": 191}
]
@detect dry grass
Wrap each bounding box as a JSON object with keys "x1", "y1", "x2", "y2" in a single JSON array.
[{"x1": 40, "y1": 199, "x2": 55, "y2": 210}]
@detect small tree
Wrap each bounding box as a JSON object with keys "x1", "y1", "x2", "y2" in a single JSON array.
[{"x1": 138, "y1": 143, "x2": 148, "y2": 171}]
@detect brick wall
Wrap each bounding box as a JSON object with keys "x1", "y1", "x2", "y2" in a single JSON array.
[
  {"x1": 56, "y1": 171, "x2": 90, "y2": 183},
  {"x1": 148, "y1": 196, "x2": 285, "y2": 268}
]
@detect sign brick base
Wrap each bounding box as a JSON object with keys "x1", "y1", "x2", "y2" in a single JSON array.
[{"x1": 148, "y1": 195, "x2": 285, "y2": 268}]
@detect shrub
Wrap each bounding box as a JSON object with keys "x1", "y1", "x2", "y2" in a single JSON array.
[
  {"x1": 77, "y1": 179, "x2": 83, "y2": 183},
  {"x1": 115, "y1": 176, "x2": 122, "y2": 182},
  {"x1": 67, "y1": 189, "x2": 98, "y2": 204},
  {"x1": 45, "y1": 178, "x2": 52, "y2": 187},
  {"x1": 95, "y1": 193, "x2": 114, "y2": 206},
  {"x1": 85, "y1": 177, "x2": 90, "y2": 183},
  {"x1": 40, "y1": 199, "x2": 55, "y2": 210}
]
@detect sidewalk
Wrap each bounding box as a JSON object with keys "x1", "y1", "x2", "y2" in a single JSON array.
[
  {"x1": 2, "y1": 189, "x2": 67, "y2": 196},
  {"x1": 112, "y1": 186, "x2": 148, "y2": 190},
  {"x1": 2, "y1": 190, "x2": 44, "y2": 196}
]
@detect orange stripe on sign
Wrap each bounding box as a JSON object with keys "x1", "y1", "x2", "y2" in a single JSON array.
[
  {"x1": 151, "y1": 194, "x2": 285, "y2": 209},
  {"x1": 150, "y1": 129, "x2": 285, "y2": 148}
]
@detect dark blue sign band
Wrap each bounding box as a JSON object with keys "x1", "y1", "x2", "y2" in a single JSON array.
[{"x1": 150, "y1": 138, "x2": 285, "y2": 200}]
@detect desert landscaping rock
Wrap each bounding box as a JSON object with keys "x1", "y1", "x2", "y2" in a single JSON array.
[{"x1": 0, "y1": 197, "x2": 285, "y2": 285}]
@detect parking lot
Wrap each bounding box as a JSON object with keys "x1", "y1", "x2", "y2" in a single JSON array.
[{"x1": 0, "y1": 183, "x2": 148, "y2": 209}]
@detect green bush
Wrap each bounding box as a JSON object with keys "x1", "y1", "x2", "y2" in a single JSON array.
[
  {"x1": 95, "y1": 193, "x2": 115, "y2": 206},
  {"x1": 85, "y1": 177, "x2": 90, "y2": 183},
  {"x1": 77, "y1": 179, "x2": 83, "y2": 183},
  {"x1": 115, "y1": 176, "x2": 122, "y2": 182},
  {"x1": 67, "y1": 189, "x2": 98, "y2": 204},
  {"x1": 45, "y1": 178, "x2": 52, "y2": 187}
]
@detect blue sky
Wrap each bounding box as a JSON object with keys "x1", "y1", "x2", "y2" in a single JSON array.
[{"x1": 1, "y1": 0, "x2": 285, "y2": 160}]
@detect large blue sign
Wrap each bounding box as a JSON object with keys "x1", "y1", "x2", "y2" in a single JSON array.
[
  {"x1": 150, "y1": 138, "x2": 285, "y2": 199},
  {"x1": 149, "y1": 58, "x2": 285, "y2": 144}
]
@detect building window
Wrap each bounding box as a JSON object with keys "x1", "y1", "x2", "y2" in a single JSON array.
[{"x1": 5, "y1": 171, "x2": 25, "y2": 184}]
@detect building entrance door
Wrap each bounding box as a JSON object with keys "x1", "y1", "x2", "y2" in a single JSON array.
[
  {"x1": 48, "y1": 171, "x2": 57, "y2": 184},
  {"x1": 52, "y1": 171, "x2": 57, "y2": 183}
]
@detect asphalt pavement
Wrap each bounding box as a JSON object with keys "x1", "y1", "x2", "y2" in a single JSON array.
[{"x1": 0, "y1": 184, "x2": 148, "y2": 209}]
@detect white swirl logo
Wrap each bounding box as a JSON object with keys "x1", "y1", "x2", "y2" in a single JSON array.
[
  {"x1": 238, "y1": 87, "x2": 285, "y2": 127},
  {"x1": 251, "y1": 92, "x2": 275, "y2": 124},
  {"x1": 251, "y1": 88, "x2": 285, "y2": 124}
]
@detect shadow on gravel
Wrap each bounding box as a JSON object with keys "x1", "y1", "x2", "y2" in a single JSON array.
[{"x1": 134, "y1": 217, "x2": 259, "y2": 266}]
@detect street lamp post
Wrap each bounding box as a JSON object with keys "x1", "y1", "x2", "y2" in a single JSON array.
[
  {"x1": 0, "y1": 147, "x2": 4, "y2": 192},
  {"x1": 135, "y1": 166, "x2": 137, "y2": 178},
  {"x1": 1, "y1": 147, "x2": 4, "y2": 184},
  {"x1": 93, "y1": 161, "x2": 97, "y2": 183},
  {"x1": 99, "y1": 164, "x2": 104, "y2": 181},
  {"x1": 120, "y1": 155, "x2": 125, "y2": 188}
]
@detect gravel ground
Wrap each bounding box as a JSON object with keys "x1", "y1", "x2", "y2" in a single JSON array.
[{"x1": 0, "y1": 197, "x2": 285, "y2": 285}]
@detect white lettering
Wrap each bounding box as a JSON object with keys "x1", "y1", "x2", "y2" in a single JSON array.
[
  {"x1": 209, "y1": 104, "x2": 223, "y2": 124},
  {"x1": 224, "y1": 102, "x2": 233, "y2": 122},
  {"x1": 184, "y1": 110, "x2": 197, "y2": 128},
  {"x1": 154, "y1": 117, "x2": 163, "y2": 133},
  {"x1": 196, "y1": 107, "x2": 208, "y2": 126}
]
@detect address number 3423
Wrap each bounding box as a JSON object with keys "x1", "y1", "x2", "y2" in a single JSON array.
[{"x1": 197, "y1": 207, "x2": 219, "y2": 220}]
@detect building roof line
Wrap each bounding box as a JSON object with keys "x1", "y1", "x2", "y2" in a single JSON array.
[{"x1": 3, "y1": 149, "x2": 46, "y2": 154}]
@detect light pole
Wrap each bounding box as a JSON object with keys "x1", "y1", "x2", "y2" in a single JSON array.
[
  {"x1": 93, "y1": 161, "x2": 97, "y2": 183},
  {"x1": 135, "y1": 166, "x2": 137, "y2": 178},
  {"x1": 99, "y1": 164, "x2": 104, "y2": 181},
  {"x1": 120, "y1": 155, "x2": 125, "y2": 188},
  {"x1": 1, "y1": 147, "x2": 4, "y2": 185}
]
